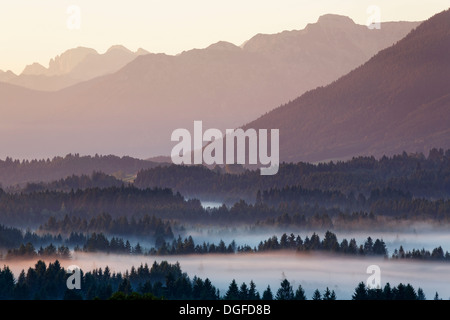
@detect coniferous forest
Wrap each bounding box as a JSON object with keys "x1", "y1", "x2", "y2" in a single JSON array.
[
  {"x1": 0, "y1": 259, "x2": 436, "y2": 300},
  {"x1": 1, "y1": 149, "x2": 450, "y2": 300},
  {"x1": 2, "y1": 3, "x2": 450, "y2": 309}
]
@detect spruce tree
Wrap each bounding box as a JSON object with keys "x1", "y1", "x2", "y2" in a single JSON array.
[
  {"x1": 276, "y1": 279, "x2": 294, "y2": 300},
  {"x1": 224, "y1": 279, "x2": 240, "y2": 300},
  {"x1": 294, "y1": 285, "x2": 306, "y2": 300},
  {"x1": 352, "y1": 282, "x2": 367, "y2": 300},
  {"x1": 312, "y1": 289, "x2": 322, "y2": 300},
  {"x1": 262, "y1": 285, "x2": 273, "y2": 300}
]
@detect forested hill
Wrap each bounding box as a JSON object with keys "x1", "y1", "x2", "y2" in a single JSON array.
[
  {"x1": 0, "y1": 154, "x2": 166, "y2": 187},
  {"x1": 17, "y1": 172, "x2": 123, "y2": 194},
  {"x1": 134, "y1": 148, "x2": 450, "y2": 201},
  {"x1": 243, "y1": 9, "x2": 450, "y2": 163},
  {"x1": 0, "y1": 186, "x2": 204, "y2": 226},
  {"x1": 1, "y1": 150, "x2": 450, "y2": 229}
]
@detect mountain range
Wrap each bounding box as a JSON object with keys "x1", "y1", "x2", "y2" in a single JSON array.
[
  {"x1": 244, "y1": 9, "x2": 450, "y2": 162},
  {"x1": 0, "y1": 46, "x2": 149, "y2": 91},
  {"x1": 0, "y1": 15, "x2": 419, "y2": 160},
  {"x1": 0, "y1": 154, "x2": 161, "y2": 188}
]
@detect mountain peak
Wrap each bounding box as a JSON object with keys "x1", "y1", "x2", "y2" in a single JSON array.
[
  {"x1": 206, "y1": 41, "x2": 240, "y2": 51},
  {"x1": 0, "y1": 70, "x2": 17, "y2": 81},
  {"x1": 136, "y1": 48, "x2": 150, "y2": 56},
  {"x1": 316, "y1": 14, "x2": 355, "y2": 26},
  {"x1": 21, "y1": 63, "x2": 47, "y2": 76},
  {"x1": 244, "y1": 9, "x2": 450, "y2": 162},
  {"x1": 106, "y1": 45, "x2": 133, "y2": 54},
  {"x1": 48, "y1": 47, "x2": 98, "y2": 76},
  {"x1": 61, "y1": 47, "x2": 98, "y2": 57}
]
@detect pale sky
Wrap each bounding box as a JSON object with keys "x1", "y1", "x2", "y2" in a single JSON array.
[{"x1": 1, "y1": 0, "x2": 449, "y2": 74}]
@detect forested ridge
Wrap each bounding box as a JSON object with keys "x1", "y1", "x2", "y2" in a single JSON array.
[
  {"x1": 39, "y1": 213, "x2": 174, "y2": 241},
  {"x1": 0, "y1": 185, "x2": 203, "y2": 226},
  {"x1": 16, "y1": 171, "x2": 123, "y2": 193},
  {"x1": 3, "y1": 228, "x2": 449, "y2": 265},
  {"x1": 134, "y1": 149, "x2": 450, "y2": 201},
  {"x1": 0, "y1": 149, "x2": 449, "y2": 232},
  {"x1": 0, "y1": 154, "x2": 163, "y2": 188},
  {"x1": 1, "y1": 180, "x2": 450, "y2": 230},
  {"x1": 0, "y1": 259, "x2": 438, "y2": 300},
  {"x1": 242, "y1": 9, "x2": 450, "y2": 162}
]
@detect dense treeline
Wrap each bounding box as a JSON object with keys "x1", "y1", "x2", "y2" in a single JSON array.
[
  {"x1": 257, "y1": 210, "x2": 366, "y2": 230},
  {"x1": 39, "y1": 213, "x2": 174, "y2": 242},
  {"x1": 258, "y1": 185, "x2": 412, "y2": 210},
  {"x1": 1, "y1": 191, "x2": 450, "y2": 237},
  {"x1": 0, "y1": 260, "x2": 435, "y2": 300},
  {"x1": 4, "y1": 243, "x2": 71, "y2": 260},
  {"x1": 256, "y1": 185, "x2": 450, "y2": 220},
  {"x1": 1, "y1": 233, "x2": 144, "y2": 258},
  {"x1": 258, "y1": 186, "x2": 352, "y2": 208},
  {"x1": 391, "y1": 245, "x2": 450, "y2": 261},
  {"x1": 254, "y1": 202, "x2": 450, "y2": 229},
  {"x1": 256, "y1": 231, "x2": 389, "y2": 256},
  {"x1": 351, "y1": 282, "x2": 428, "y2": 300},
  {"x1": 76, "y1": 233, "x2": 144, "y2": 255},
  {"x1": 17, "y1": 172, "x2": 123, "y2": 193},
  {"x1": 222, "y1": 278, "x2": 430, "y2": 301},
  {"x1": 0, "y1": 260, "x2": 218, "y2": 300},
  {"x1": 134, "y1": 149, "x2": 450, "y2": 200},
  {"x1": 210, "y1": 199, "x2": 450, "y2": 226},
  {"x1": 1, "y1": 187, "x2": 449, "y2": 230},
  {"x1": 0, "y1": 224, "x2": 24, "y2": 248},
  {"x1": 5, "y1": 229, "x2": 449, "y2": 265},
  {"x1": 0, "y1": 224, "x2": 64, "y2": 249},
  {"x1": 140, "y1": 231, "x2": 450, "y2": 263},
  {"x1": 152, "y1": 236, "x2": 236, "y2": 255},
  {"x1": 0, "y1": 185, "x2": 204, "y2": 226},
  {"x1": 0, "y1": 153, "x2": 163, "y2": 188},
  {"x1": 0, "y1": 149, "x2": 449, "y2": 229},
  {"x1": 151, "y1": 231, "x2": 389, "y2": 257}
]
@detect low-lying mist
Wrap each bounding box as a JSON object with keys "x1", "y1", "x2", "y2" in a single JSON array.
[
  {"x1": 180, "y1": 226, "x2": 450, "y2": 254},
  {"x1": 5, "y1": 252, "x2": 450, "y2": 300}
]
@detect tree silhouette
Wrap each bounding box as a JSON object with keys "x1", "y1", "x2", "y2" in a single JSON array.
[
  {"x1": 239, "y1": 282, "x2": 249, "y2": 300},
  {"x1": 224, "y1": 280, "x2": 240, "y2": 300},
  {"x1": 294, "y1": 285, "x2": 307, "y2": 300},
  {"x1": 352, "y1": 282, "x2": 367, "y2": 300},
  {"x1": 262, "y1": 286, "x2": 273, "y2": 300},
  {"x1": 118, "y1": 278, "x2": 132, "y2": 295},
  {"x1": 276, "y1": 279, "x2": 294, "y2": 300},
  {"x1": 323, "y1": 287, "x2": 336, "y2": 300},
  {"x1": 248, "y1": 281, "x2": 260, "y2": 300},
  {"x1": 312, "y1": 289, "x2": 322, "y2": 301},
  {"x1": 417, "y1": 288, "x2": 426, "y2": 300}
]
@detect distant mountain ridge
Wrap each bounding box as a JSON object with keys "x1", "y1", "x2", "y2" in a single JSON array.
[
  {"x1": 243, "y1": 9, "x2": 450, "y2": 163},
  {"x1": 0, "y1": 46, "x2": 149, "y2": 91},
  {"x1": 0, "y1": 154, "x2": 164, "y2": 188},
  {"x1": 0, "y1": 15, "x2": 420, "y2": 159}
]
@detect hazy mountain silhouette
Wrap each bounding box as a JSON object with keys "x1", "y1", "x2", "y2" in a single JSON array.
[
  {"x1": 243, "y1": 9, "x2": 450, "y2": 163},
  {"x1": 1, "y1": 46, "x2": 148, "y2": 91},
  {"x1": 0, "y1": 70, "x2": 17, "y2": 83},
  {"x1": 0, "y1": 15, "x2": 419, "y2": 159},
  {"x1": 0, "y1": 154, "x2": 163, "y2": 188}
]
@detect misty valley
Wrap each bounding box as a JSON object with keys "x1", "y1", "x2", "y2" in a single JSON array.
[
  {"x1": 1, "y1": 5, "x2": 450, "y2": 305},
  {"x1": 0, "y1": 149, "x2": 450, "y2": 300}
]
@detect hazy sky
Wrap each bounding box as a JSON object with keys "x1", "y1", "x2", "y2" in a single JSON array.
[{"x1": 1, "y1": 0, "x2": 449, "y2": 74}]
